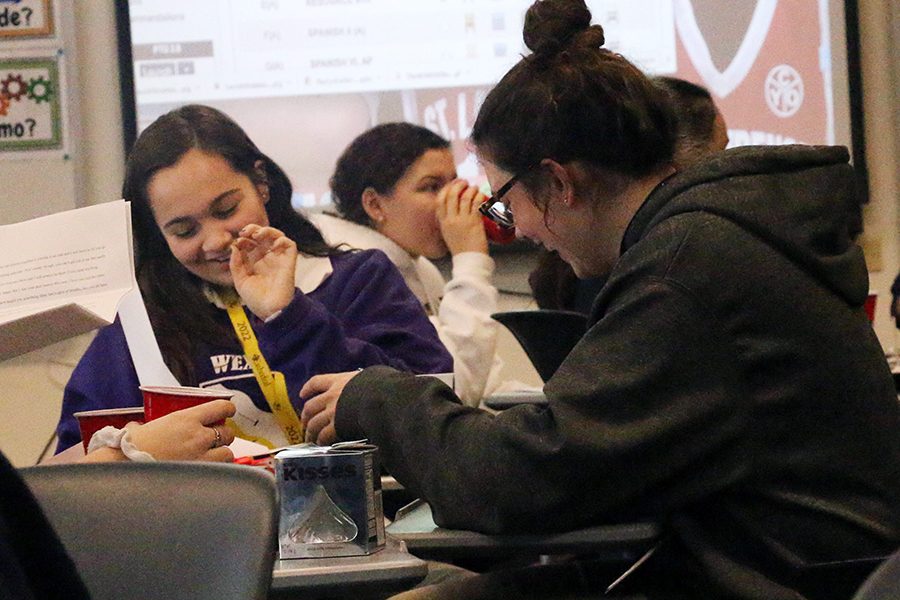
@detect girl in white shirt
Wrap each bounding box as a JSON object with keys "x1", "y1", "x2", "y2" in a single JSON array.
[{"x1": 311, "y1": 123, "x2": 504, "y2": 406}]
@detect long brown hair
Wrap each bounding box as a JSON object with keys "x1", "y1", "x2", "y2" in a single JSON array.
[{"x1": 122, "y1": 104, "x2": 337, "y2": 384}]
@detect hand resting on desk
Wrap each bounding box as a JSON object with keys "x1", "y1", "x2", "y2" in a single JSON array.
[{"x1": 300, "y1": 370, "x2": 361, "y2": 445}]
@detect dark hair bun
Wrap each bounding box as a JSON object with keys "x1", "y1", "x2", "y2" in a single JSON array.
[{"x1": 523, "y1": 0, "x2": 605, "y2": 55}]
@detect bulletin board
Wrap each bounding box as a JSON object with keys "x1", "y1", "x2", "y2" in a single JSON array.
[
  {"x1": 0, "y1": 0, "x2": 68, "y2": 158},
  {"x1": 0, "y1": 55, "x2": 63, "y2": 151},
  {"x1": 0, "y1": 0, "x2": 54, "y2": 38},
  {"x1": 0, "y1": 0, "x2": 83, "y2": 224}
]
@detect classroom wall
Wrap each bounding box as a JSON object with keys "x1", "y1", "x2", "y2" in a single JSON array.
[
  {"x1": 1, "y1": 2, "x2": 897, "y2": 466},
  {"x1": 858, "y1": 0, "x2": 900, "y2": 352},
  {"x1": 0, "y1": 2, "x2": 125, "y2": 466},
  {"x1": 0, "y1": 3, "x2": 84, "y2": 222}
]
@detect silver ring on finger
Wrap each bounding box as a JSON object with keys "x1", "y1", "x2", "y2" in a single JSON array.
[{"x1": 211, "y1": 425, "x2": 222, "y2": 449}]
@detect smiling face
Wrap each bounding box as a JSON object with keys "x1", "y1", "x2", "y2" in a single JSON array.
[
  {"x1": 147, "y1": 148, "x2": 270, "y2": 286},
  {"x1": 483, "y1": 161, "x2": 593, "y2": 275},
  {"x1": 369, "y1": 148, "x2": 457, "y2": 259},
  {"x1": 482, "y1": 158, "x2": 652, "y2": 280}
]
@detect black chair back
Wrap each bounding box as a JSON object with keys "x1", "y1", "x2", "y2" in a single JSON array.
[
  {"x1": 20, "y1": 462, "x2": 278, "y2": 600},
  {"x1": 492, "y1": 310, "x2": 588, "y2": 382}
]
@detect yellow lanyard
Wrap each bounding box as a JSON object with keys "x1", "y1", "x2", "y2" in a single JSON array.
[{"x1": 224, "y1": 300, "x2": 305, "y2": 445}]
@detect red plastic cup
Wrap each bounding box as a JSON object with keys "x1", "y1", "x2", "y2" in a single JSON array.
[
  {"x1": 864, "y1": 292, "x2": 877, "y2": 323},
  {"x1": 74, "y1": 407, "x2": 145, "y2": 452},
  {"x1": 140, "y1": 385, "x2": 235, "y2": 422},
  {"x1": 482, "y1": 214, "x2": 516, "y2": 244}
]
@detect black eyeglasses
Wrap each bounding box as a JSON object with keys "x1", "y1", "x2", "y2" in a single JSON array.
[{"x1": 479, "y1": 167, "x2": 534, "y2": 229}]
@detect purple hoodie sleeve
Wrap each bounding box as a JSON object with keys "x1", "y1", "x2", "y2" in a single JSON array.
[{"x1": 56, "y1": 319, "x2": 143, "y2": 453}]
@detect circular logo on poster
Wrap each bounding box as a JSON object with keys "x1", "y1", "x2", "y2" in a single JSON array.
[{"x1": 765, "y1": 64, "x2": 804, "y2": 118}]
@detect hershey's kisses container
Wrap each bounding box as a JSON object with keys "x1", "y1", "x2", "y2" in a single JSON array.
[{"x1": 275, "y1": 441, "x2": 385, "y2": 558}]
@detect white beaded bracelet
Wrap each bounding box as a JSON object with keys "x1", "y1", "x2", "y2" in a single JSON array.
[{"x1": 87, "y1": 426, "x2": 156, "y2": 462}]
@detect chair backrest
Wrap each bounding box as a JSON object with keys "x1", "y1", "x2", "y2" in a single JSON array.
[
  {"x1": 20, "y1": 462, "x2": 278, "y2": 600},
  {"x1": 492, "y1": 310, "x2": 588, "y2": 381},
  {"x1": 852, "y1": 548, "x2": 900, "y2": 600}
]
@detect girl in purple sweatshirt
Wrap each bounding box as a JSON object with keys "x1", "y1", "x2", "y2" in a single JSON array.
[{"x1": 56, "y1": 105, "x2": 451, "y2": 454}]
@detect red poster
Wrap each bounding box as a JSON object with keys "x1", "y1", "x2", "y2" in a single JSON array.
[{"x1": 673, "y1": 0, "x2": 831, "y2": 146}]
